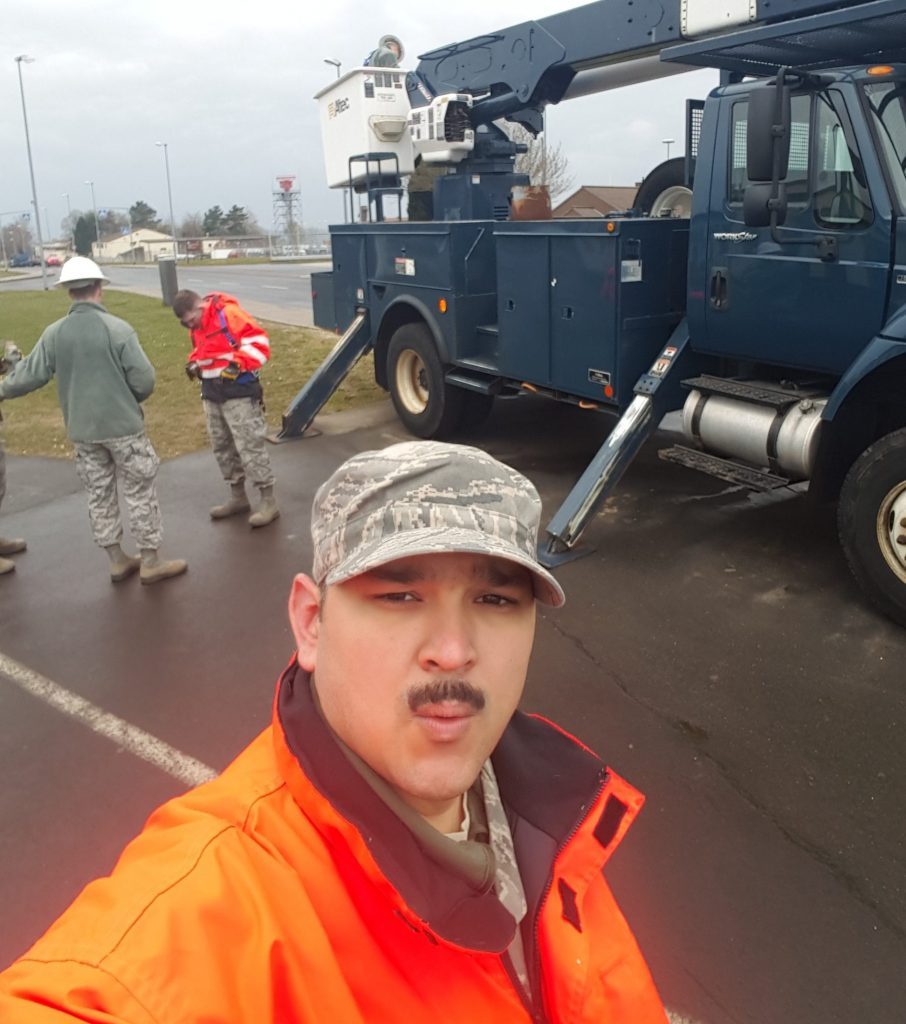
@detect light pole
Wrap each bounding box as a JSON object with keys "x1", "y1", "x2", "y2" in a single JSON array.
[
  {"x1": 324, "y1": 58, "x2": 341, "y2": 78},
  {"x1": 662, "y1": 137, "x2": 675, "y2": 161},
  {"x1": 62, "y1": 192, "x2": 74, "y2": 252},
  {"x1": 85, "y1": 180, "x2": 99, "y2": 257},
  {"x1": 14, "y1": 55, "x2": 49, "y2": 290},
  {"x1": 155, "y1": 142, "x2": 178, "y2": 259}
]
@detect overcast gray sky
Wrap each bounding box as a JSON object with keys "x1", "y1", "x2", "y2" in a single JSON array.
[{"x1": 3, "y1": 0, "x2": 716, "y2": 240}]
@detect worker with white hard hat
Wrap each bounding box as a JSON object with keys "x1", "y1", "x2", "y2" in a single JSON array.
[{"x1": 0, "y1": 256, "x2": 187, "y2": 584}]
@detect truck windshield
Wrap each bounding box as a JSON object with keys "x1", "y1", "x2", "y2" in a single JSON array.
[{"x1": 864, "y1": 81, "x2": 906, "y2": 211}]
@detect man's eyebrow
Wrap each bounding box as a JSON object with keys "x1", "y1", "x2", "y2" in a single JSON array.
[
  {"x1": 367, "y1": 565, "x2": 427, "y2": 583},
  {"x1": 478, "y1": 561, "x2": 531, "y2": 587}
]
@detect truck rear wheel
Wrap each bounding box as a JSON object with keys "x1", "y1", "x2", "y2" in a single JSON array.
[
  {"x1": 388, "y1": 323, "x2": 464, "y2": 439},
  {"x1": 633, "y1": 157, "x2": 692, "y2": 217},
  {"x1": 838, "y1": 428, "x2": 906, "y2": 626}
]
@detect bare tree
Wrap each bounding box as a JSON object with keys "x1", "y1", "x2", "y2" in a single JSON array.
[
  {"x1": 505, "y1": 122, "x2": 574, "y2": 202},
  {"x1": 180, "y1": 212, "x2": 204, "y2": 237}
]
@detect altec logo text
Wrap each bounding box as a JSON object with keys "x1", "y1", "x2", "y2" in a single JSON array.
[{"x1": 328, "y1": 97, "x2": 350, "y2": 118}]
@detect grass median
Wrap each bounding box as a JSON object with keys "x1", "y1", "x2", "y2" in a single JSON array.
[{"x1": 0, "y1": 289, "x2": 383, "y2": 459}]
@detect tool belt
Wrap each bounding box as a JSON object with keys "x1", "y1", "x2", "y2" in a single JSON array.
[{"x1": 201, "y1": 376, "x2": 263, "y2": 404}]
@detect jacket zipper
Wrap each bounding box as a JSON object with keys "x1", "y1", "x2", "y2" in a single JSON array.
[{"x1": 528, "y1": 767, "x2": 609, "y2": 1024}]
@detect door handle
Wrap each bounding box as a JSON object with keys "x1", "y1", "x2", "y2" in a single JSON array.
[{"x1": 710, "y1": 267, "x2": 728, "y2": 311}]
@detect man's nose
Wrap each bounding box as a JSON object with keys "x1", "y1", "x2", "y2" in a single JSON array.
[{"x1": 418, "y1": 610, "x2": 477, "y2": 673}]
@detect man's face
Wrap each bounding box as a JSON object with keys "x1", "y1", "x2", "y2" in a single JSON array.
[
  {"x1": 179, "y1": 302, "x2": 204, "y2": 330},
  {"x1": 290, "y1": 552, "x2": 536, "y2": 823},
  {"x1": 387, "y1": 40, "x2": 401, "y2": 59}
]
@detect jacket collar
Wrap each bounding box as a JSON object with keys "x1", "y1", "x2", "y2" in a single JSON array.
[{"x1": 272, "y1": 662, "x2": 642, "y2": 951}]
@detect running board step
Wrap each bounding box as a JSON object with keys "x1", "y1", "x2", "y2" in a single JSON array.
[
  {"x1": 658, "y1": 445, "x2": 790, "y2": 490},
  {"x1": 681, "y1": 375, "x2": 801, "y2": 409},
  {"x1": 445, "y1": 371, "x2": 502, "y2": 395}
]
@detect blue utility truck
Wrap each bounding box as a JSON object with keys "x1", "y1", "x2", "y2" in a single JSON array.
[{"x1": 291, "y1": 0, "x2": 906, "y2": 627}]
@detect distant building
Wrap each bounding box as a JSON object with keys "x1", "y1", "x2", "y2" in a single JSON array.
[
  {"x1": 93, "y1": 228, "x2": 174, "y2": 263},
  {"x1": 552, "y1": 185, "x2": 639, "y2": 218}
]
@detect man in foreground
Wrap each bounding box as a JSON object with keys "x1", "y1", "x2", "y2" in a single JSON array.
[
  {"x1": 0, "y1": 258, "x2": 186, "y2": 584},
  {"x1": 0, "y1": 440, "x2": 666, "y2": 1022},
  {"x1": 172, "y1": 289, "x2": 278, "y2": 528}
]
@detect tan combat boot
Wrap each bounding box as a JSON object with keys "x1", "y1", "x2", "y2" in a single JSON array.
[
  {"x1": 140, "y1": 549, "x2": 188, "y2": 585},
  {"x1": 0, "y1": 536, "x2": 26, "y2": 556},
  {"x1": 210, "y1": 482, "x2": 251, "y2": 520},
  {"x1": 105, "y1": 543, "x2": 142, "y2": 583},
  {"x1": 249, "y1": 485, "x2": 279, "y2": 529}
]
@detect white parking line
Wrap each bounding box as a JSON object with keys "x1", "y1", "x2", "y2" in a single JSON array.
[
  {"x1": 0, "y1": 652, "x2": 217, "y2": 787},
  {"x1": 262, "y1": 285, "x2": 289, "y2": 290}
]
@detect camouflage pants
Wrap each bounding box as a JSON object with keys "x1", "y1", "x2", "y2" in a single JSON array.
[
  {"x1": 73, "y1": 432, "x2": 163, "y2": 550},
  {"x1": 203, "y1": 398, "x2": 274, "y2": 490},
  {"x1": 0, "y1": 431, "x2": 6, "y2": 513}
]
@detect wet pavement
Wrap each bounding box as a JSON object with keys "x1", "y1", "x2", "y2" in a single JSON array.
[{"x1": 1, "y1": 395, "x2": 904, "y2": 1023}]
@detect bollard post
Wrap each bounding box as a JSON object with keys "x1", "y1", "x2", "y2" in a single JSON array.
[{"x1": 158, "y1": 256, "x2": 178, "y2": 307}]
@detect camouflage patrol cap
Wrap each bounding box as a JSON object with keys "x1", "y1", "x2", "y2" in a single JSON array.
[{"x1": 311, "y1": 441, "x2": 565, "y2": 607}]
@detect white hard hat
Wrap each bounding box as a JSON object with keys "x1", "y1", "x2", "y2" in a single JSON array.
[{"x1": 58, "y1": 256, "x2": 110, "y2": 288}]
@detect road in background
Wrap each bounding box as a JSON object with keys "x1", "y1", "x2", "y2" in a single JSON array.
[{"x1": 0, "y1": 262, "x2": 331, "y2": 327}]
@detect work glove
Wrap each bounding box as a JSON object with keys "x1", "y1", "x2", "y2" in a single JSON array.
[
  {"x1": 185, "y1": 361, "x2": 202, "y2": 381},
  {"x1": 2, "y1": 341, "x2": 22, "y2": 373},
  {"x1": 220, "y1": 361, "x2": 242, "y2": 382}
]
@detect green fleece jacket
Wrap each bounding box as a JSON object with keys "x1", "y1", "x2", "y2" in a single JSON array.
[{"x1": 0, "y1": 301, "x2": 155, "y2": 442}]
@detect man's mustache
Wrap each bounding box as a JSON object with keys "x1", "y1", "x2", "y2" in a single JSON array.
[{"x1": 407, "y1": 679, "x2": 486, "y2": 713}]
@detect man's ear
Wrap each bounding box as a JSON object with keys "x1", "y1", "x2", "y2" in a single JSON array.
[{"x1": 288, "y1": 574, "x2": 322, "y2": 672}]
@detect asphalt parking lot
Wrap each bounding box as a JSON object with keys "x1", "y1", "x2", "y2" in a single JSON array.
[{"x1": 1, "y1": 394, "x2": 904, "y2": 1023}]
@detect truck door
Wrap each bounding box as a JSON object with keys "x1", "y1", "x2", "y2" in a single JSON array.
[{"x1": 703, "y1": 87, "x2": 891, "y2": 376}]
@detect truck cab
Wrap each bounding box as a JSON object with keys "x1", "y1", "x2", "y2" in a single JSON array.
[{"x1": 691, "y1": 67, "x2": 906, "y2": 375}]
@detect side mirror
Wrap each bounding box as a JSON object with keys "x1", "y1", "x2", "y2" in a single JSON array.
[
  {"x1": 744, "y1": 182, "x2": 787, "y2": 227},
  {"x1": 747, "y1": 83, "x2": 791, "y2": 183}
]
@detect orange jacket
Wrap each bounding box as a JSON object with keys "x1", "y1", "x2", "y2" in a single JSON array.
[
  {"x1": 187, "y1": 292, "x2": 270, "y2": 379},
  {"x1": 0, "y1": 666, "x2": 667, "y2": 1023}
]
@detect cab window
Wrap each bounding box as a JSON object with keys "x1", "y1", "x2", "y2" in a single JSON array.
[
  {"x1": 728, "y1": 94, "x2": 810, "y2": 206},
  {"x1": 812, "y1": 91, "x2": 872, "y2": 228},
  {"x1": 728, "y1": 90, "x2": 871, "y2": 229}
]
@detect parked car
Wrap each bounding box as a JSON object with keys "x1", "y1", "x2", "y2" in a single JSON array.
[
  {"x1": 45, "y1": 254, "x2": 62, "y2": 267},
  {"x1": 9, "y1": 253, "x2": 38, "y2": 268}
]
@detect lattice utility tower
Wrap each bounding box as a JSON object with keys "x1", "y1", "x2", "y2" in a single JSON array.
[{"x1": 273, "y1": 175, "x2": 302, "y2": 248}]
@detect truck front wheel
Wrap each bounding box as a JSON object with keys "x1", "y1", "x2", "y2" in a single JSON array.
[
  {"x1": 838, "y1": 428, "x2": 906, "y2": 626},
  {"x1": 388, "y1": 323, "x2": 464, "y2": 439}
]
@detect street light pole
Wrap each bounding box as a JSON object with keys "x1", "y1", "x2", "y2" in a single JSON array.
[
  {"x1": 62, "y1": 193, "x2": 74, "y2": 252},
  {"x1": 85, "y1": 180, "x2": 99, "y2": 258},
  {"x1": 662, "y1": 137, "x2": 675, "y2": 161},
  {"x1": 15, "y1": 55, "x2": 48, "y2": 290},
  {"x1": 155, "y1": 142, "x2": 178, "y2": 259}
]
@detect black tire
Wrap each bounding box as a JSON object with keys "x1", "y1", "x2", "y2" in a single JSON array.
[
  {"x1": 633, "y1": 157, "x2": 692, "y2": 217},
  {"x1": 387, "y1": 323, "x2": 464, "y2": 439},
  {"x1": 837, "y1": 428, "x2": 906, "y2": 627}
]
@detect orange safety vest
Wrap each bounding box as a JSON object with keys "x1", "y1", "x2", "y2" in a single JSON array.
[{"x1": 0, "y1": 665, "x2": 667, "y2": 1023}]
